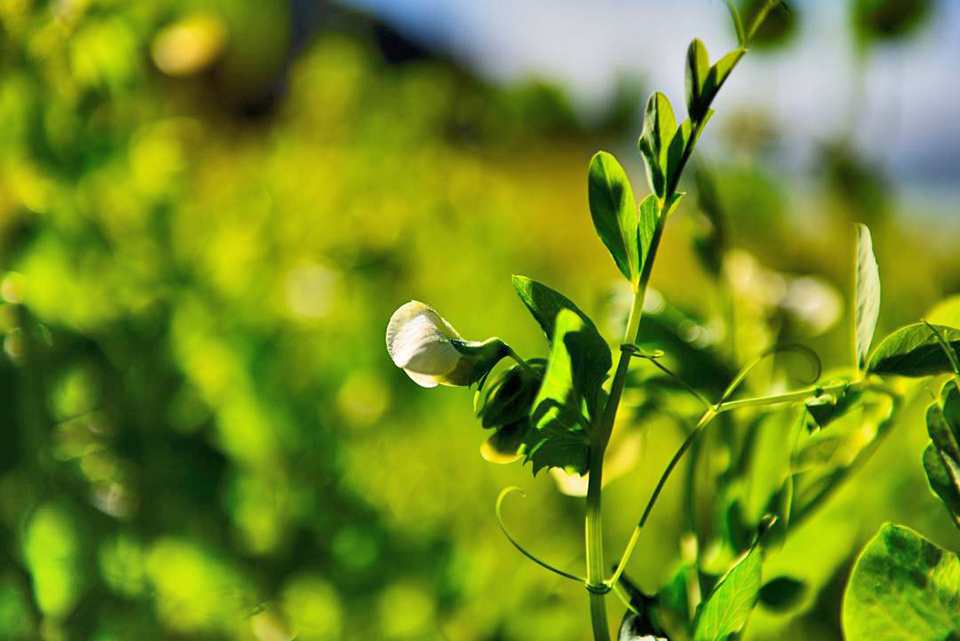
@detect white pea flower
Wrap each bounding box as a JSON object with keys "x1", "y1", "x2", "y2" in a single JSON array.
[{"x1": 386, "y1": 301, "x2": 506, "y2": 388}]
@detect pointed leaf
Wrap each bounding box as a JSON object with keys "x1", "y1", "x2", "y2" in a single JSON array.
[
  {"x1": 702, "y1": 49, "x2": 746, "y2": 109},
  {"x1": 639, "y1": 92, "x2": 677, "y2": 197},
  {"x1": 928, "y1": 403, "x2": 960, "y2": 468},
  {"x1": 692, "y1": 544, "x2": 762, "y2": 641},
  {"x1": 480, "y1": 421, "x2": 528, "y2": 464},
  {"x1": 923, "y1": 443, "x2": 960, "y2": 519},
  {"x1": 686, "y1": 38, "x2": 710, "y2": 120},
  {"x1": 842, "y1": 524, "x2": 960, "y2": 641},
  {"x1": 666, "y1": 120, "x2": 693, "y2": 193},
  {"x1": 524, "y1": 309, "x2": 611, "y2": 474},
  {"x1": 512, "y1": 276, "x2": 604, "y2": 346},
  {"x1": 638, "y1": 136, "x2": 664, "y2": 199},
  {"x1": 588, "y1": 151, "x2": 639, "y2": 282},
  {"x1": 856, "y1": 224, "x2": 881, "y2": 369},
  {"x1": 866, "y1": 323, "x2": 960, "y2": 377}
]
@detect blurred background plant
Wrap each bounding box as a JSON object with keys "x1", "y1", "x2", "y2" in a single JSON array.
[{"x1": 0, "y1": 1, "x2": 958, "y2": 640}]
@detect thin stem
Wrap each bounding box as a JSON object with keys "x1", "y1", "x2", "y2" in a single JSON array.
[
  {"x1": 746, "y1": 0, "x2": 782, "y2": 45},
  {"x1": 609, "y1": 377, "x2": 893, "y2": 579},
  {"x1": 496, "y1": 487, "x2": 587, "y2": 584},
  {"x1": 714, "y1": 380, "x2": 853, "y2": 414},
  {"x1": 586, "y1": 447, "x2": 611, "y2": 641},
  {"x1": 506, "y1": 346, "x2": 540, "y2": 377}
]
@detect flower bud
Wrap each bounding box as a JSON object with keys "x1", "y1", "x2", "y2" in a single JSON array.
[{"x1": 386, "y1": 301, "x2": 507, "y2": 388}]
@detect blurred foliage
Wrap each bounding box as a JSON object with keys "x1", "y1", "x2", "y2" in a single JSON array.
[{"x1": 0, "y1": 1, "x2": 958, "y2": 640}]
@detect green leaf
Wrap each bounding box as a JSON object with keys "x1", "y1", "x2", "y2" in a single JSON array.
[
  {"x1": 618, "y1": 612, "x2": 667, "y2": 641},
  {"x1": 943, "y1": 381, "x2": 960, "y2": 431},
  {"x1": 692, "y1": 544, "x2": 762, "y2": 641},
  {"x1": 758, "y1": 576, "x2": 807, "y2": 613},
  {"x1": 842, "y1": 523, "x2": 960, "y2": 641},
  {"x1": 928, "y1": 403, "x2": 960, "y2": 468},
  {"x1": 702, "y1": 49, "x2": 746, "y2": 111},
  {"x1": 524, "y1": 309, "x2": 611, "y2": 474},
  {"x1": 639, "y1": 92, "x2": 677, "y2": 197},
  {"x1": 855, "y1": 224, "x2": 881, "y2": 370},
  {"x1": 480, "y1": 421, "x2": 528, "y2": 464},
  {"x1": 685, "y1": 38, "x2": 710, "y2": 120},
  {"x1": 588, "y1": 151, "x2": 639, "y2": 282},
  {"x1": 666, "y1": 120, "x2": 693, "y2": 194},
  {"x1": 636, "y1": 193, "x2": 683, "y2": 277},
  {"x1": 637, "y1": 194, "x2": 659, "y2": 275},
  {"x1": 866, "y1": 323, "x2": 960, "y2": 377},
  {"x1": 511, "y1": 275, "x2": 605, "y2": 346},
  {"x1": 477, "y1": 361, "x2": 544, "y2": 428},
  {"x1": 923, "y1": 443, "x2": 960, "y2": 519}
]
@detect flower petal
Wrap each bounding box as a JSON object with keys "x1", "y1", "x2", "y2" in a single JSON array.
[{"x1": 403, "y1": 370, "x2": 441, "y2": 388}]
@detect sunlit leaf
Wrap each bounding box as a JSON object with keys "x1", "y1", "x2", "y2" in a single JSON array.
[
  {"x1": 480, "y1": 421, "x2": 527, "y2": 464},
  {"x1": 866, "y1": 323, "x2": 960, "y2": 377},
  {"x1": 477, "y1": 361, "x2": 544, "y2": 428},
  {"x1": 923, "y1": 444, "x2": 960, "y2": 519},
  {"x1": 842, "y1": 523, "x2": 960, "y2": 641},
  {"x1": 512, "y1": 275, "x2": 604, "y2": 346},
  {"x1": 685, "y1": 39, "x2": 710, "y2": 120},
  {"x1": 855, "y1": 223, "x2": 881, "y2": 370},
  {"x1": 636, "y1": 193, "x2": 683, "y2": 277},
  {"x1": 692, "y1": 544, "x2": 762, "y2": 641},
  {"x1": 639, "y1": 92, "x2": 677, "y2": 197},
  {"x1": 523, "y1": 309, "x2": 611, "y2": 474},
  {"x1": 701, "y1": 49, "x2": 745, "y2": 112},
  {"x1": 588, "y1": 151, "x2": 639, "y2": 282}
]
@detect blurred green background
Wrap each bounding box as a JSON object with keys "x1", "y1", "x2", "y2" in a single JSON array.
[{"x1": 1, "y1": 0, "x2": 959, "y2": 639}]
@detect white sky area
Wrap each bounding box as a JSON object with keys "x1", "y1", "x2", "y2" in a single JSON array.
[{"x1": 341, "y1": 0, "x2": 960, "y2": 194}]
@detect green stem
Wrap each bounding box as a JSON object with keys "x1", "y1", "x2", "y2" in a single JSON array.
[
  {"x1": 609, "y1": 378, "x2": 895, "y2": 579},
  {"x1": 586, "y1": 445, "x2": 611, "y2": 641},
  {"x1": 507, "y1": 346, "x2": 539, "y2": 377}
]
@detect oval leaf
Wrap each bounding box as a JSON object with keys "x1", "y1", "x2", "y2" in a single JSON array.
[
  {"x1": 685, "y1": 38, "x2": 710, "y2": 120},
  {"x1": 842, "y1": 523, "x2": 960, "y2": 641},
  {"x1": 692, "y1": 544, "x2": 762, "y2": 641},
  {"x1": 588, "y1": 151, "x2": 639, "y2": 282},
  {"x1": 856, "y1": 223, "x2": 881, "y2": 370},
  {"x1": 524, "y1": 309, "x2": 611, "y2": 475},
  {"x1": 866, "y1": 323, "x2": 960, "y2": 377},
  {"x1": 512, "y1": 275, "x2": 604, "y2": 345},
  {"x1": 639, "y1": 92, "x2": 677, "y2": 197}
]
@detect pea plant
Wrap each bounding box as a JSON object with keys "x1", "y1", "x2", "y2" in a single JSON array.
[{"x1": 386, "y1": 3, "x2": 960, "y2": 639}]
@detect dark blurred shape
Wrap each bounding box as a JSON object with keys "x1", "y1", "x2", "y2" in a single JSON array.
[
  {"x1": 820, "y1": 142, "x2": 891, "y2": 226},
  {"x1": 851, "y1": 0, "x2": 935, "y2": 44},
  {"x1": 739, "y1": 0, "x2": 798, "y2": 50}
]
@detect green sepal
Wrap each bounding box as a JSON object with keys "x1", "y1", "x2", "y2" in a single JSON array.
[{"x1": 450, "y1": 337, "x2": 510, "y2": 387}]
